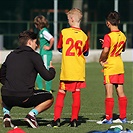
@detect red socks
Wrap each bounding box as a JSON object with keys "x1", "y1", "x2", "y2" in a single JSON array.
[
  {"x1": 105, "y1": 96, "x2": 127, "y2": 120},
  {"x1": 54, "y1": 90, "x2": 81, "y2": 121},
  {"x1": 71, "y1": 91, "x2": 80, "y2": 121},
  {"x1": 118, "y1": 96, "x2": 127, "y2": 119},
  {"x1": 105, "y1": 98, "x2": 114, "y2": 120},
  {"x1": 54, "y1": 92, "x2": 66, "y2": 121},
  {"x1": 54, "y1": 92, "x2": 127, "y2": 121}
]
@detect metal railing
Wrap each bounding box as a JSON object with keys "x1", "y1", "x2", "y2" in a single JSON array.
[{"x1": 0, "y1": 20, "x2": 132, "y2": 49}]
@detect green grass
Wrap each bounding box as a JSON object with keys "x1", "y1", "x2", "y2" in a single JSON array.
[{"x1": 0, "y1": 62, "x2": 133, "y2": 133}]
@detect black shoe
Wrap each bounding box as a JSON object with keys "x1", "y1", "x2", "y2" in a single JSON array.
[
  {"x1": 24, "y1": 114, "x2": 38, "y2": 128},
  {"x1": 3, "y1": 114, "x2": 14, "y2": 128},
  {"x1": 47, "y1": 118, "x2": 60, "y2": 128},
  {"x1": 68, "y1": 119, "x2": 78, "y2": 127}
]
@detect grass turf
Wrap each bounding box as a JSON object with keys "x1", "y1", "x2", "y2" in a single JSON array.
[{"x1": 0, "y1": 62, "x2": 133, "y2": 133}]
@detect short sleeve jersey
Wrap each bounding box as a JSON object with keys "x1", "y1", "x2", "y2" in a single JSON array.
[
  {"x1": 39, "y1": 28, "x2": 53, "y2": 55},
  {"x1": 102, "y1": 30, "x2": 126, "y2": 75},
  {"x1": 57, "y1": 27, "x2": 89, "y2": 81}
]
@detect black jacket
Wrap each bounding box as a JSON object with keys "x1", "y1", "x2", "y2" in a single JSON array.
[{"x1": 0, "y1": 46, "x2": 56, "y2": 97}]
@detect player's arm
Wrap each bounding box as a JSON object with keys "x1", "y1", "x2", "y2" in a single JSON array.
[
  {"x1": 99, "y1": 34, "x2": 110, "y2": 66},
  {"x1": 44, "y1": 37, "x2": 54, "y2": 50},
  {"x1": 122, "y1": 40, "x2": 126, "y2": 52},
  {"x1": 83, "y1": 37, "x2": 89, "y2": 56},
  {"x1": 99, "y1": 47, "x2": 109, "y2": 66},
  {"x1": 34, "y1": 54, "x2": 56, "y2": 81},
  {"x1": 43, "y1": 30, "x2": 54, "y2": 50},
  {"x1": 57, "y1": 33, "x2": 63, "y2": 53}
]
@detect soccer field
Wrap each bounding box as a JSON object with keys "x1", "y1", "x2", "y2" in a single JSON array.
[{"x1": 0, "y1": 62, "x2": 133, "y2": 133}]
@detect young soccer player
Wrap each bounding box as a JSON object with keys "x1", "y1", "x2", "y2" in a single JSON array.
[
  {"x1": 97, "y1": 11, "x2": 128, "y2": 124},
  {"x1": 34, "y1": 15, "x2": 54, "y2": 92},
  {"x1": 48, "y1": 8, "x2": 89, "y2": 127}
]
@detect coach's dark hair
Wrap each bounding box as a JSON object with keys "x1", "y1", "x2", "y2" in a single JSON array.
[
  {"x1": 18, "y1": 30, "x2": 37, "y2": 46},
  {"x1": 106, "y1": 11, "x2": 120, "y2": 26}
]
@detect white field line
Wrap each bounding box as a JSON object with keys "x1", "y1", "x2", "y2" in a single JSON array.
[
  {"x1": 0, "y1": 112, "x2": 104, "y2": 115},
  {"x1": 0, "y1": 112, "x2": 132, "y2": 116},
  {"x1": 0, "y1": 117, "x2": 132, "y2": 124},
  {"x1": 0, "y1": 116, "x2": 98, "y2": 122}
]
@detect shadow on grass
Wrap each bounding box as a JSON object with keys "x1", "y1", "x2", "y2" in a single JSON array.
[
  {"x1": 36, "y1": 115, "x2": 89, "y2": 127},
  {"x1": 11, "y1": 113, "x2": 119, "y2": 128},
  {"x1": 12, "y1": 118, "x2": 50, "y2": 128},
  {"x1": 12, "y1": 119, "x2": 26, "y2": 127}
]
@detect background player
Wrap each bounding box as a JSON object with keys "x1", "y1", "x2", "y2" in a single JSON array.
[
  {"x1": 34, "y1": 15, "x2": 54, "y2": 92},
  {"x1": 97, "y1": 11, "x2": 128, "y2": 124},
  {"x1": 48, "y1": 8, "x2": 89, "y2": 127}
]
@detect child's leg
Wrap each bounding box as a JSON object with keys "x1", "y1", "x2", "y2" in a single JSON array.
[
  {"x1": 71, "y1": 89, "x2": 80, "y2": 121},
  {"x1": 118, "y1": 96, "x2": 127, "y2": 119},
  {"x1": 45, "y1": 80, "x2": 52, "y2": 92},
  {"x1": 105, "y1": 98, "x2": 114, "y2": 120},
  {"x1": 54, "y1": 90, "x2": 66, "y2": 121},
  {"x1": 104, "y1": 83, "x2": 114, "y2": 120},
  {"x1": 115, "y1": 84, "x2": 128, "y2": 119},
  {"x1": 44, "y1": 54, "x2": 52, "y2": 92}
]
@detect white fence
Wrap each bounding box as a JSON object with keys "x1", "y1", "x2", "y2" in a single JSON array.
[{"x1": 0, "y1": 49, "x2": 133, "y2": 64}]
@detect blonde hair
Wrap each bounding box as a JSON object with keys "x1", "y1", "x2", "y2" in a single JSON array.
[
  {"x1": 34, "y1": 15, "x2": 49, "y2": 29},
  {"x1": 66, "y1": 8, "x2": 83, "y2": 22}
]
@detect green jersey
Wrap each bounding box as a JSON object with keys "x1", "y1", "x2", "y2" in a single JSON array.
[{"x1": 39, "y1": 28, "x2": 53, "y2": 55}]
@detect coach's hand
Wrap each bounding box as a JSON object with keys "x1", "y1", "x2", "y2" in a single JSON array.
[{"x1": 49, "y1": 61, "x2": 54, "y2": 68}]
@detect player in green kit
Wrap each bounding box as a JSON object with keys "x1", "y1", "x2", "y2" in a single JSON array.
[{"x1": 34, "y1": 15, "x2": 54, "y2": 92}]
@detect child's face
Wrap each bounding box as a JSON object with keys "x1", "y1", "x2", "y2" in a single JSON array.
[
  {"x1": 29, "y1": 39, "x2": 38, "y2": 51},
  {"x1": 106, "y1": 21, "x2": 111, "y2": 28}
]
